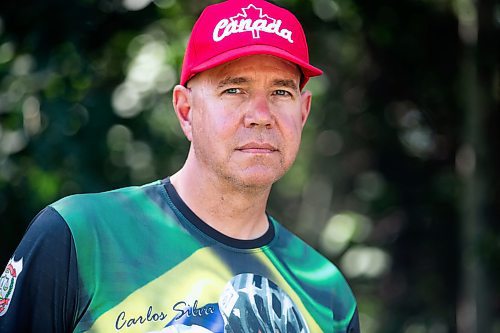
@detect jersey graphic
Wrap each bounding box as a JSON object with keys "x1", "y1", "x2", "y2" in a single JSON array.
[
  {"x1": 0, "y1": 257, "x2": 23, "y2": 316},
  {"x1": 218, "y1": 273, "x2": 309, "y2": 333},
  {"x1": 159, "y1": 273, "x2": 308, "y2": 333}
]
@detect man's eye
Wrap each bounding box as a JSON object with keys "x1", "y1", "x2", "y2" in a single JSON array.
[
  {"x1": 273, "y1": 89, "x2": 292, "y2": 97},
  {"x1": 224, "y1": 88, "x2": 241, "y2": 94}
]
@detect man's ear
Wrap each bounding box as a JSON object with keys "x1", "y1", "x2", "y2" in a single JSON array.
[
  {"x1": 172, "y1": 85, "x2": 193, "y2": 141},
  {"x1": 300, "y1": 90, "x2": 312, "y2": 128}
]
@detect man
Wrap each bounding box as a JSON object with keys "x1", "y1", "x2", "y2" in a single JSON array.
[{"x1": 0, "y1": 0, "x2": 360, "y2": 332}]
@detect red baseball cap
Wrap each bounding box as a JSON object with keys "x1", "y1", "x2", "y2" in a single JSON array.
[{"x1": 180, "y1": 0, "x2": 323, "y2": 89}]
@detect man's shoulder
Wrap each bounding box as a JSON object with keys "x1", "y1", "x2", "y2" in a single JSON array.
[
  {"x1": 272, "y1": 220, "x2": 334, "y2": 266},
  {"x1": 50, "y1": 181, "x2": 161, "y2": 206},
  {"x1": 48, "y1": 180, "x2": 170, "y2": 234},
  {"x1": 43, "y1": 179, "x2": 186, "y2": 267},
  {"x1": 271, "y1": 219, "x2": 350, "y2": 283},
  {"x1": 50, "y1": 180, "x2": 162, "y2": 217}
]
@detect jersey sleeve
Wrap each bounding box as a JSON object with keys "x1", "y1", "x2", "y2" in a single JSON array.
[
  {"x1": 346, "y1": 307, "x2": 361, "y2": 332},
  {"x1": 0, "y1": 206, "x2": 80, "y2": 333}
]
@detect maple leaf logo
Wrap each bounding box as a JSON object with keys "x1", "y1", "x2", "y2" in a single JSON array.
[{"x1": 230, "y1": 4, "x2": 276, "y2": 39}]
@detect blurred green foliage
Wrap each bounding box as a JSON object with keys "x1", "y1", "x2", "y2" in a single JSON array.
[{"x1": 0, "y1": 0, "x2": 498, "y2": 332}]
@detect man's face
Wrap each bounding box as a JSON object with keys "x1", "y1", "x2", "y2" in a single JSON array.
[{"x1": 183, "y1": 54, "x2": 312, "y2": 189}]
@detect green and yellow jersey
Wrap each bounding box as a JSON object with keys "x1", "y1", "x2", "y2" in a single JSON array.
[{"x1": 0, "y1": 178, "x2": 359, "y2": 333}]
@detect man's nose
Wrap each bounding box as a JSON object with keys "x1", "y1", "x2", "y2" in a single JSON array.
[{"x1": 243, "y1": 93, "x2": 274, "y2": 128}]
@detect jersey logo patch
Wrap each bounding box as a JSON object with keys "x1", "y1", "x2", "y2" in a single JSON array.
[
  {"x1": 0, "y1": 257, "x2": 23, "y2": 316},
  {"x1": 213, "y1": 4, "x2": 294, "y2": 43}
]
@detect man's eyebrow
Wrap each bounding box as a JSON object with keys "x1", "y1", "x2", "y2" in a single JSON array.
[
  {"x1": 216, "y1": 77, "x2": 299, "y2": 91},
  {"x1": 272, "y1": 79, "x2": 299, "y2": 91},
  {"x1": 217, "y1": 76, "x2": 250, "y2": 88}
]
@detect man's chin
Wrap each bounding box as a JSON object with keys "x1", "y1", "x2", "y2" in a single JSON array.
[{"x1": 228, "y1": 168, "x2": 286, "y2": 190}]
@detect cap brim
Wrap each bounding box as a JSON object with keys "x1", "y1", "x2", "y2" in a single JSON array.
[{"x1": 187, "y1": 44, "x2": 323, "y2": 88}]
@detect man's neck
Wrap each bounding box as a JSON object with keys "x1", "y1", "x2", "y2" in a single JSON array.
[{"x1": 170, "y1": 167, "x2": 271, "y2": 241}]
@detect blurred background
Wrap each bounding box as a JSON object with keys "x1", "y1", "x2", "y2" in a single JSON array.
[{"x1": 0, "y1": 0, "x2": 498, "y2": 332}]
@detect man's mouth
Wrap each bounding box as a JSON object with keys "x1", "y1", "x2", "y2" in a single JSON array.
[{"x1": 236, "y1": 142, "x2": 278, "y2": 154}]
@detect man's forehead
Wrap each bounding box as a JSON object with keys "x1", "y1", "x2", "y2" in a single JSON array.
[
  {"x1": 218, "y1": 55, "x2": 299, "y2": 74},
  {"x1": 202, "y1": 55, "x2": 301, "y2": 86}
]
